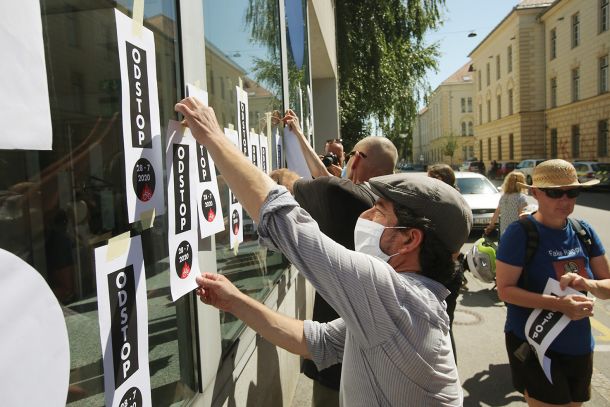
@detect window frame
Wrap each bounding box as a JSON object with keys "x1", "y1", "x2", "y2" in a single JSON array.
[{"x1": 572, "y1": 13, "x2": 580, "y2": 48}]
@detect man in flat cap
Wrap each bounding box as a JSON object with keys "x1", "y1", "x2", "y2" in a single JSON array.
[{"x1": 176, "y1": 97, "x2": 472, "y2": 406}]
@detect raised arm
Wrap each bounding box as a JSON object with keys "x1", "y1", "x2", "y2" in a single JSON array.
[
  {"x1": 283, "y1": 109, "x2": 332, "y2": 178},
  {"x1": 175, "y1": 97, "x2": 275, "y2": 223}
]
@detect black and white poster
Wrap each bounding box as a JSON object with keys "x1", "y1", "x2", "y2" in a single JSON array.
[
  {"x1": 250, "y1": 131, "x2": 261, "y2": 170},
  {"x1": 236, "y1": 86, "x2": 251, "y2": 159},
  {"x1": 116, "y1": 9, "x2": 164, "y2": 223},
  {"x1": 185, "y1": 84, "x2": 225, "y2": 238},
  {"x1": 224, "y1": 127, "x2": 244, "y2": 249},
  {"x1": 95, "y1": 235, "x2": 152, "y2": 407},
  {"x1": 260, "y1": 133, "x2": 270, "y2": 174},
  {"x1": 525, "y1": 279, "x2": 582, "y2": 383},
  {"x1": 166, "y1": 120, "x2": 200, "y2": 301}
]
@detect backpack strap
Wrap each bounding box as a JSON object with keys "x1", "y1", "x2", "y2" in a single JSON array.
[
  {"x1": 517, "y1": 217, "x2": 539, "y2": 289},
  {"x1": 567, "y1": 218, "x2": 593, "y2": 257}
]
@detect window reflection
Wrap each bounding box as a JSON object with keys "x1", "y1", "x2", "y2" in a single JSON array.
[
  {"x1": 0, "y1": 1, "x2": 195, "y2": 405},
  {"x1": 203, "y1": 0, "x2": 289, "y2": 354}
]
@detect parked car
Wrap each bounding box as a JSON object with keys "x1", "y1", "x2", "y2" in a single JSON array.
[
  {"x1": 490, "y1": 161, "x2": 519, "y2": 180},
  {"x1": 455, "y1": 172, "x2": 501, "y2": 230},
  {"x1": 573, "y1": 161, "x2": 610, "y2": 189},
  {"x1": 516, "y1": 158, "x2": 546, "y2": 185},
  {"x1": 460, "y1": 159, "x2": 485, "y2": 174}
]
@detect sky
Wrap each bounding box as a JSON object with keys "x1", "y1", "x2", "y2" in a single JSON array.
[{"x1": 424, "y1": 0, "x2": 518, "y2": 91}]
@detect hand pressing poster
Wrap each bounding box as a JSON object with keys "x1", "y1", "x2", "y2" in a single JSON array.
[
  {"x1": 115, "y1": 9, "x2": 165, "y2": 224},
  {"x1": 166, "y1": 120, "x2": 200, "y2": 301},
  {"x1": 94, "y1": 235, "x2": 152, "y2": 407},
  {"x1": 185, "y1": 84, "x2": 224, "y2": 238},
  {"x1": 224, "y1": 127, "x2": 244, "y2": 249}
]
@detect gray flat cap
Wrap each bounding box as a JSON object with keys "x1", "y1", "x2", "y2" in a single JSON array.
[{"x1": 368, "y1": 173, "x2": 472, "y2": 253}]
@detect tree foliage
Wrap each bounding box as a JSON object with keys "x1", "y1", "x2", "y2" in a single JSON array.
[
  {"x1": 336, "y1": 0, "x2": 445, "y2": 155},
  {"x1": 442, "y1": 134, "x2": 459, "y2": 164}
]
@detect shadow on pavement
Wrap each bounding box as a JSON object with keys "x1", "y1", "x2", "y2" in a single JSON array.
[
  {"x1": 575, "y1": 190, "x2": 610, "y2": 211},
  {"x1": 459, "y1": 284, "x2": 503, "y2": 308},
  {"x1": 462, "y1": 363, "x2": 525, "y2": 406}
]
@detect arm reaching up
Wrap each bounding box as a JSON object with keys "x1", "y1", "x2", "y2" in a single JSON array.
[{"x1": 283, "y1": 109, "x2": 332, "y2": 178}]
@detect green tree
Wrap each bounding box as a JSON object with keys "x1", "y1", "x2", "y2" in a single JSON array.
[
  {"x1": 442, "y1": 134, "x2": 458, "y2": 165},
  {"x1": 336, "y1": 0, "x2": 445, "y2": 153}
]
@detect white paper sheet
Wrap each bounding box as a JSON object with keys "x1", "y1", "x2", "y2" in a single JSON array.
[
  {"x1": 185, "y1": 84, "x2": 225, "y2": 238},
  {"x1": 0, "y1": 249, "x2": 70, "y2": 405},
  {"x1": 94, "y1": 235, "x2": 152, "y2": 407},
  {"x1": 0, "y1": 2, "x2": 52, "y2": 150},
  {"x1": 116, "y1": 9, "x2": 165, "y2": 223},
  {"x1": 274, "y1": 126, "x2": 283, "y2": 170},
  {"x1": 224, "y1": 128, "x2": 244, "y2": 249},
  {"x1": 283, "y1": 127, "x2": 311, "y2": 178},
  {"x1": 525, "y1": 278, "x2": 584, "y2": 384},
  {"x1": 166, "y1": 121, "x2": 200, "y2": 301}
]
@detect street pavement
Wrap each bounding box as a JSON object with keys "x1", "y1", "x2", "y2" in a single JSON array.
[{"x1": 290, "y1": 185, "x2": 610, "y2": 407}]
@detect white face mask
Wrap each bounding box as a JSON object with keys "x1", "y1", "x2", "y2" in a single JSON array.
[{"x1": 353, "y1": 218, "x2": 406, "y2": 262}]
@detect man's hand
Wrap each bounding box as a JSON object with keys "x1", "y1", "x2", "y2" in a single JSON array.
[
  {"x1": 282, "y1": 109, "x2": 303, "y2": 137},
  {"x1": 195, "y1": 272, "x2": 243, "y2": 313},
  {"x1": 175, "y1": 97, "x2": 223, "y2": 145},
  {"x1": 270, "y1": 168, "x2": 301, "y2": 194},
  {"x1": 327, "y1": 164, "x2": 342, "y2": 177}
]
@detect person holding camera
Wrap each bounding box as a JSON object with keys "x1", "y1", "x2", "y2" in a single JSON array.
[{"x1": 323, "y1": 139, "x2": 345, "y2": 176}]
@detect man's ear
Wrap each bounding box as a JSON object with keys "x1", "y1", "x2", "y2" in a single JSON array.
[{"x1": 398, "y1": 228, "x2": 424, "y2": 254}]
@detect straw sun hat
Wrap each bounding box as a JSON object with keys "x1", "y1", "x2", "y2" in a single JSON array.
[{"x1": 517, "y1": 159, "x2": 599, "y2": 189}]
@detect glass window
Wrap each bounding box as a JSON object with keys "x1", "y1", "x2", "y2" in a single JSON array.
[
  {"x1": 599, "y1": 120, "x2": 609, "y2": 156},
  {"x1": 478, "y1": 103, "x2": 482, "y2": 124},
  {"x1": 468, "y1": 121, "x2": 473, "y2": 136},
  {"x1": 600, "y1": 55, "x2": 609, "y2": 94},
  {"x1": 1, "y1": 1, "x2": 198, "y2": 405},
  {"x1": 572, "y1": 124, "x2": 580, "y2": 157},
  {"x1": 509, "y1": 133, "x2": 514, "y2": 159},
  {"x1": 550, "y1": 28, "x2": 557, "y2": 59},
  {"x1": 467, "y1": 97, "x2": 472, "y2": 112},
  {"x1": 461, "y1": 98, "x2": 466, "y2": 113},
  {"x1": 487, "y1": 138, "x2": 491, "y2": 160},
  {"x1": 496, "y1": 94, "x2": 501, "y2": 119},
  {"x1": 486, "y1": 63, "x2": 490, "y2": 86},
  {"x1": 508, "y1": 89, "x2": 514, "y2": 115},
  {"x1": 572, "y1": 13, "x2": 580, "y2": 48},
  {"x1": 550, "y1": 129, "x2": 558, "y2": 158},
  {"x1": 478, "y1": 70, "x2": 482, "y2": 91},
  {"x1": 479, "y1": 140, "x2": 483, "y2": 160},
  {"x1": 551, "y1": 77, "x2": 557, "y2": 107},
  {"x1": 486, "y1": 99, "x2": 491, "y2": 122},
  {"x1": 461, "y1": 122, "x2": 467, "y2": 136},
  {"x1": 601, "y1": 0, "x2": 609, "y2": 33},
  {"x1": 202, "y1": 0, "x2": 289, "y2": 357},
  {"x1": 496, "y1": 55, "x2": 500, "y2": 80},
  {"x1": 572, "y1": 68, "x2": 580, "y2": 102},
  {"x1": 497, "y1": 136, "x2": 502, "y2": 160},
  {"x1": 507, "y1": 45, "x2": 513, "y2": 73}
]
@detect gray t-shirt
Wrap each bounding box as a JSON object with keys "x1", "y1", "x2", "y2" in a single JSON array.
[
  {"x1": 257, "y1": 187, "x2": 462, "y2": 406},
  {"x1": 499, "y1": 192, "x2": 528, "y2": 236}
]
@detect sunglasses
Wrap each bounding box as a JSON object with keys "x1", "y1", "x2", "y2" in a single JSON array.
[
  {"x1": 345, "y1": 150, "x2": 368, "y2": 161},
  {"x1": 539, "y1": 188, "x2": 581, "y2": 199}
]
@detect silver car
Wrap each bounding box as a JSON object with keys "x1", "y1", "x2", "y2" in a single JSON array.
[{"x1": 455, "y1": 172, "x2": 501, "y2": 230}]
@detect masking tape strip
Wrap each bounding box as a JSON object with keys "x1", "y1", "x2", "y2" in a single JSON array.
[
  {"x1": 228, "y1": 123, "x2": 235, "y2": 130},
  {"x1": 140, "y1": 207, "x2": 156, "y2": 230},
  {"x1": 107, "y1": 231, "x2": 131, "y2": 262},
  {"x1": 132, "y1": 0, "x2": 144, "y2": 36},
  {"x1": 238, "y1": 77, "x2": 243, "y2": 90},
  {"x1": 233, "y1": 240, "x2": 240, "y2": 256}
]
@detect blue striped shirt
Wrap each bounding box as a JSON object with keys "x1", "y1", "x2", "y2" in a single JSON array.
[{"x1": 257, "y1": 187, "x2": 463, "y2": 406}]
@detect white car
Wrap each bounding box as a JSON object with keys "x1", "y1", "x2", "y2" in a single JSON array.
[
  {"x1": 455, "y1": 172, "x2": 501, "y2": 230},
  {"x1": 516, "y1": 158, "x2": 546, "y2": 185}
]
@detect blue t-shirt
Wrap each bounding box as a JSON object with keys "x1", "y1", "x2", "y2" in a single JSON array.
[{"x1": 497, "y1": 215, "x2": 605, "y2": 355}]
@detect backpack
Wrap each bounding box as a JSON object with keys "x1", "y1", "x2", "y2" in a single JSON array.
[{"x1": 517, "y1": 216, "x2": 593, "y2": 287}]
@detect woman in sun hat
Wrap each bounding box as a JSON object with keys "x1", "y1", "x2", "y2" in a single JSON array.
[
  {"x1": 484, "y1": 170, "x2": 528, "y2": 239},
  {"x1": 495, "y1": 159, "x2": 610, "y2": 406}
]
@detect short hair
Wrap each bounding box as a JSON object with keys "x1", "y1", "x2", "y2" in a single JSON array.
[
  {"x1": 355, "y1": 136, "x2": 398, "y2": 177},
  {"x1": 501, "y1": 170, "x2": 526, "y2": 194},
  {"x1": 392, "y1": 203, "x2": 455, "y2": 285},
  {"x1": 427, "y1": 164, "x2": 456, "y2": 189}
]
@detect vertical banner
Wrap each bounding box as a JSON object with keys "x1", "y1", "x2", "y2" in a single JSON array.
[
  {"x1": 525, "y1": 279, "x2": 583, "y2": 384},
  {"x1": 115, "y1": 9, "x2": 165, "y2": 224},
  {"x1": 166, "y1": 121, "x2": 200, "y2": 301},
  {"x1": 185, "y1": 84, "x2": 225, "y2": 238},
  {"x1": 95, "y1": 235, "x2": 152, "y2": 407},
  {"x1": 236, "y1": 86, "x2": 251, "y2": 158},
  {"x1": 250, "y1": 131, "x2": 261, "y2": 170},
  {"x1": 224, "y1": 128, "x2": 244, "y2": 249},
  {"x1": 284, "y1": 126, "x2": 311, "y2": 178},
  {"x1": 274, "y1": 126, "x2": 283, "y2": 170},
  {"x1": 260, "y1": 134, "x2": 270, "y2": 174}
]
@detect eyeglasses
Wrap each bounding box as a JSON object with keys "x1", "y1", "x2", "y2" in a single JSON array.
[
  {"x1": 325, "y1": 138, "x2": 343, "y2": 144},
  {"x1": 539, "y1": 188, "x2": 581, "y2": 199},
  {"x1": 345, "y1": 150, "x2": 367, "y2": 161}
]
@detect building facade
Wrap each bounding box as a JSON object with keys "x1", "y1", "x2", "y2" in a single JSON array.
[
  {"x1": 413, "y1": 63, "x2": 476, "y2": 166},
  {"x1": 417, "y1": 0, "x2": 609, "y2": 167},
  {"x1": 0, "y1": 0, "x2": 338, "y2": 406}
]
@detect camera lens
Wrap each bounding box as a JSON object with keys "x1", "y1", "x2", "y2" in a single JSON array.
[{"x1": 321, "y1": 153, "x2": 338, "y2": 167}]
